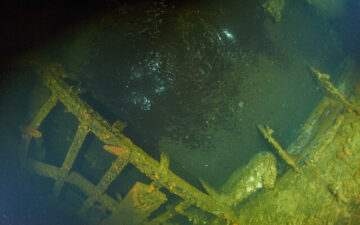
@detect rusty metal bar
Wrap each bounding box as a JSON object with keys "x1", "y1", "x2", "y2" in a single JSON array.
[
  {"x1": 28, "y1": 158, "x2": 121, "y2": 213},
  {"x1": 29, "y1": 94, "x2": 58, "y2": 129},
  {"x1": 53, "y1": 123, "x2": 89, "y2": 196},
  {"x1": 309, "y1": 66, "x2": 355, "y2": 110},
  {"x1": 257, "y1": 124, "x2": 303, "y2": 173},
  {"x1": 145, "y1": 201, "x2": 191, "y2": 225},
  {"x1": 66, "y1": 171, "x2": 121, "y2": 213},
  {"x1": 28, "y1": 158, "x2": 59, "y2": 179},
  {"x1": 79, "y1": 157, "x2": 129, "y2": 215},
  {"x1": 22, "y1": 94, "x2": 58, "y2": 161}
]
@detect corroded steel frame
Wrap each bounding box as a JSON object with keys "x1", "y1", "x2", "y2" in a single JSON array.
[{"x1": 23, "y1": 64, "x2": 238, "y2": 224}]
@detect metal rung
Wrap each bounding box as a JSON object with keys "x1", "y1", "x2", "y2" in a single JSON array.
[
  {"x1": 53, "y1": 122, "x2": 90, "y2": 197},
  {"x1": 79, "y1": 156, "x2": 129, "y2": 214},
  {"x1": 29, "y1": 159, "x2": 121, "y2": 213}
]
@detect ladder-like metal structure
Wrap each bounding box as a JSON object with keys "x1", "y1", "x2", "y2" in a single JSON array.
[{"x1": 22, "y1": 63, "x2": 238, "y2": 225}]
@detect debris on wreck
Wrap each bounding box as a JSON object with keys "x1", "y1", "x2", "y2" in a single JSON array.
[
  {"x1": 257, "y1": 124, "x2": 303, "y2": 173},
  {"x1": 309, "y1": 66, "x2": 358, "y2": 113}
]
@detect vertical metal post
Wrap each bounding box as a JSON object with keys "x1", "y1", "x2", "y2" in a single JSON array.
[{"x1": 53, "y1": 123, "x2": 89, "y2": 196}]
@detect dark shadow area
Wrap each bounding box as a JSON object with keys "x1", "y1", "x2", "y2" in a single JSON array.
[{"x1": 0, "y1": 0, "x2": 110, "y2": 78}]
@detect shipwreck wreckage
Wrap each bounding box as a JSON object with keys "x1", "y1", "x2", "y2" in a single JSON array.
[{"x1": 20, "y1": 57, "x2": 360, "y2": 225}]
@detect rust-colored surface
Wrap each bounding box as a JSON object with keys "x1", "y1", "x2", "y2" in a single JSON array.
[
  {"x1": 102, "y1": 182, "x2": 167, "y2": 225},
  {"x1": 20, "y1": 126, "x2": 42, "y2": 138},
  {"x1": 103, "y1": 145, "x2": 129, "y2": 159}
]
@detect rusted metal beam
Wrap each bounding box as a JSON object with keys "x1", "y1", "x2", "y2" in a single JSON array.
[
  {"x1": 53, "y1": 123, "x2": 89, "y2": 197},
  {"x1": 309, "y1": 66, "x2": 356, "y2": 111},
  {"x1": 257, "y1": 124, "x2": 303, "y2": 173},
  {"x1": 144, "y1": 201, "x2": 191, "y2": 225},
  {"x1": 29, "y1": 94, "x2": 58, "y2": 129},
  {"x1": 28, "y1": 159, "x2": 121, "y2": 213},
  {"x1": 22, "y1": 94, "x2": 58, "y2": 162},
  {"x1": 28, "y1": 158, "x2": 59, "y2": 179},
  {"x1": 66, "y1": 171, "x2": 121, "y2": 213},
  {"x1": 79, "y1": 157, "x2": 129, "y2": 215}
]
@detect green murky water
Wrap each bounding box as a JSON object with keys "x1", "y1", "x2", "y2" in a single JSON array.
[{"x1": 0, "y1": 0, "x2": 358, "y2": 224}]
